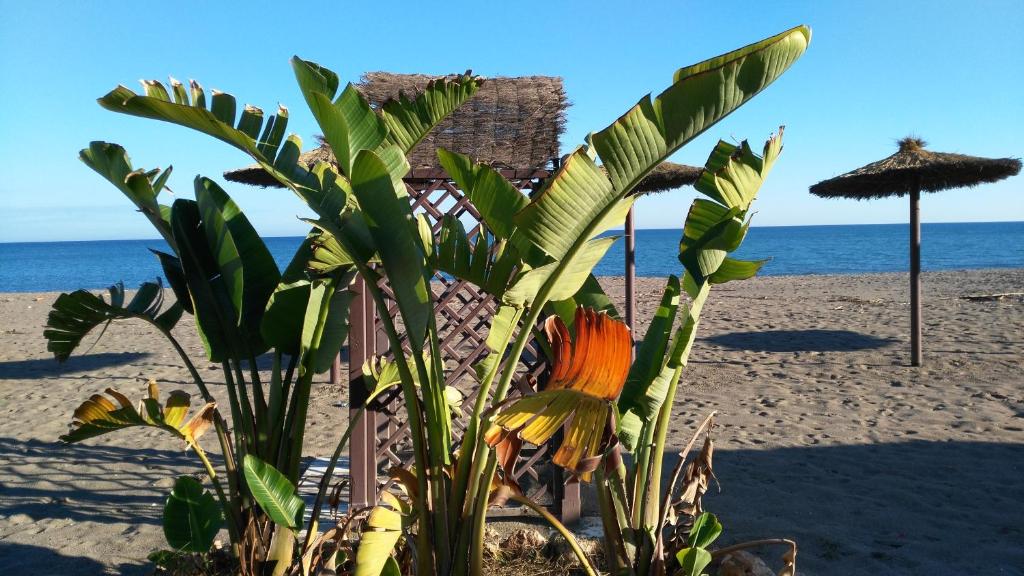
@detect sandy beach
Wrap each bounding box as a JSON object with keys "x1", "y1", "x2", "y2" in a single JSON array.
[{"x1": 1, "y1": 269, "x2": 1021, "y2": 575}]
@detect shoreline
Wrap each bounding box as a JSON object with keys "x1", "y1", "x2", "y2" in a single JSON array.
[
  {"x1": 1, "y1": 266, "x2": 1023, "y2": 295},
  {"x1": 1, "y1": 269, "x2": 1022, "y2": 574}
]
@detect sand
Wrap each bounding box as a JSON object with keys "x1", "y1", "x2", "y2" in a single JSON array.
[{"x1": 1, "y1": 269, "x2": 1021, "y2": 575}]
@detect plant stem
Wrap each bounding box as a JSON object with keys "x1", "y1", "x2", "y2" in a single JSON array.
[
  {"x1": 301, "y1": 406, "x2": 365, "y2": 553},
  {"x1": 355, "y1": 267, "x2": 434, "y2": 575}
]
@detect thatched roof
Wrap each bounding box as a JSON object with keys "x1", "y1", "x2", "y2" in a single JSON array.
[
  {"x1": 627, "y1": 161, "x2": 703, "y2": 196},
  {"x1": 223, "y1": 72, "x2": 567, "y2": 187},
  {"x1": 810, "y1": 137, "x2": 1021, "y2": 200}
]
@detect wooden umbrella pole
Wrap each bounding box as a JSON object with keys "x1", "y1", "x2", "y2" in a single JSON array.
[
  {"x1": 625, "y1": 207, "x2": 637, "y2": 346},
  {"x1": 910, "y1": 185, "x2": 922, "y2": 366}
]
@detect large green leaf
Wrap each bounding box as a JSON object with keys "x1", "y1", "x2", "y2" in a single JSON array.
[
  {"x1": 170, "y1": 199, "x2": 239, "y2": 362},
  {"x1": 163, "y1": 476, "x2": 223, "y2": 553},
  {"x1": 97, "y1": 79, "x2": 353, "y2": 223},
  {"x1": 502, "y1": 236, "x2": 618, "y2": 306},
  {"x1": 592, "y1": 26, "x2": 808, "y2": 196},
  {"x1": 675, "y1": 547, "x2": 713, "y2": 576},
  {"x1": 708, "y1": 257, "x2": 768, "y2": 284},
  {"x1": 79, "y1": 142, "x2": 176, "y2": 249},
  {"x1": 45, "y1": 280, "x2": 182, "y2": 361},
  {"x1": 292, "y1": 57, "x2": 388, "y2": 178},
  {"x1": 687, "y1": 512, "x2": 723, "y2": 549},
  {"x1": 437, "y1": 149, "x2": 529, "y2": 242},
  {"x1": 616, "y1": 275, "x2": 681, "y2": 451},
  {"x1": 261, "y1": 232, "x2": 319, "y2": 355},
  {"x1": 195, "y1": 177, "x2": 279, "y2": 355},
  {"x1": 303, "y1": 277, "x2": 355, "y2": 375},
  {"x1": 380, "y1": 72, "x2": 482, "y2": 154},
  {"x1": 243, "y1": 454, "x2": 305, "y2": 529},
  {"x1": 151, "y1": 249, "x2": 193, "y2": 314},
  {"x1": 679, "y1": 130, "x2": 784, "y2": 285},
  {"x1": 513, "y1": 149, "x2": 619, "y2": 262},
  {"x1": 348, "y1": 148, "x2": 432, "y2": 350},
  {"x1": 98, "y1": 79, "x2": 290, "y2": 165},
  {"x1": 677, "y1": 200, "x2": 745, "y2": 286}
]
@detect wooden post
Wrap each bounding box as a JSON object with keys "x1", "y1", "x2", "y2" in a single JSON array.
[
  {"x1": 909, "y1": 186, "x2": 922, "y2": 367},
  {"x1": 348, "y1": 277, "x2": 378, "y2": 509},
  {"x1": 625, "y1": 206, "x2": 637, "y2": 335}
]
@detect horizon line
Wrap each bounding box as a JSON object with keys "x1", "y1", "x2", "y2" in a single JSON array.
[{"x1": 1, "y1": 220, "x2": 1021, "y2": 245}]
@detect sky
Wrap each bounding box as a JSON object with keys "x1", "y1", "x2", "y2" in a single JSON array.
[{"x1": 1, "y1": 0, "x2": 1022, "y2": 242}]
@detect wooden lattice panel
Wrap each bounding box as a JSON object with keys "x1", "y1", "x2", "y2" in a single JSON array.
[{"x1": 346, "y1": 168, "x2": 580, "y2": 520}]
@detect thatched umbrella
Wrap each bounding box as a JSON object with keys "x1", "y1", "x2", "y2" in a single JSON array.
[{"x1": 810, "y1": 137, "x2": 1021, "y2": 366}]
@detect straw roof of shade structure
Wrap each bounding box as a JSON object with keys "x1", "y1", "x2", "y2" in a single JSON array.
[
  {"x1": 809, "y1": 137, "x2": 1022, "y2": 200},
  {"x1": 626, "y1": 161, "x2": 703, "y2": 196}
]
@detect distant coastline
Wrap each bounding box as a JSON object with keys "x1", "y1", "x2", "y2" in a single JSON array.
[{"x1": 1, "y1": 222, "x2": 1021, "y2": 292}]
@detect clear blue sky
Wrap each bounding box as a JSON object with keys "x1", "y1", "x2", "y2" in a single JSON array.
[{"x1": 1, "y1": 0, "x2": 1021, "y2": 242}]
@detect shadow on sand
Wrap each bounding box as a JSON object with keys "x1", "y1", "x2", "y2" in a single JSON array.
[
  {"x1": 3, "y1": 437, "x2": 1022, "y2": 574},
  {"x1": 703, "y1": 329, "x2": 898, "y2": 353},
  {"x1": 654, "y1": 440, "x2": 1024, "y2": 575},
  {"x1": 0, "y1": 542, "x2": 119, "y2": 575},
  {"x1": 0, "y1": 437, "x2": 202, "y2": 527},
  {"x1": 0, "y1": 352, "x2": 151, "y2": 379}
]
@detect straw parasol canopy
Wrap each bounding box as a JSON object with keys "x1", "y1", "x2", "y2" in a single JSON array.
[
  {"x1": 809, "y1": 137, "x2": 1021, "y2": 367},
  {"x1": 809, "y1": 137, "x2": 1021, "y2": 200}
]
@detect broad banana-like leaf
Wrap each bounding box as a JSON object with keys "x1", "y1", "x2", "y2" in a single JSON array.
[
  {"x1": 502, "y1": 236, "x2": 618, "y2": 306},
  {"x1": 708, "y1": 257, "x2": 768, "y2": 284},
  {"x1": 302, "y1": 276, "x2": 356, "y2": 375},
  {"x1": 513, "y1": 149, "x2": 620, "y2": 263},
  {"x1": 431, "y1": 216, "x2": 520, "y2": 299},
  {"x1": 99, "y1": 78, "x2": 290, "y2": 165},
  {"x1": 380, "y1": 72, "x2": 482, "y2": 154},
  {"x1": 170, "y1": 199, "x2": 239, "y2": 362},
  {"x1": 675, "y1": 547, "x2": 713, "y2": 576},
  {"x1": 151, "y1": 249, "x2": 193, "y2": 314},
  {"x1": 79, "y1": 142, "x2": 176, "y2": 250},
  {"x1": 616, "y1": 275, "x2": 681, "y2": 451},
  {"x1": 354, "y1": 506, "x2": 403, "y2": 576},
  {"x1": 243, "y1": 454, "x2": 305, "y2": 529},
  {"x1": 547, "y1": 275, "x2": 620, "y2": 330},
  {"x1": 195, "y1": 177, "x2": 279, "y2": 354},
  {"x1": 97, "y1": 78, "x2": 352, "y2": 223},
  {"x1": 436, "y1": 149, "x2": 534, "y2": 252},
  {"x1": 292, "y1": 57, "x2": 387, "y2": 178},
  {"x1": 45, "y1": 280, "x2": 183, "y2": 362},
  {"x1": 592, "y1": 26, "x2": 808, "y2": 196},
  {"x1": 498, "y1": 27, "x2": 806, "y2": 313},
  {"x1": 688, "y1": 512, "x2": 723, "y2": 549},
  {"x1": 163, "y1": 475, "x2": 223, "y2": 553},
  {"x1": 60, "y1": 383, "x2": 216, "y2": 451},
  {"x1": 679, "y1": 130, "x2": 783, "y2": 285},
  {"x1": 677, "y1": 200, "x2": 745, "y2": 286},
  {"x1": 262, "y1": 231, "x2": 318, "y2": 355},
  {"x1": 348, "y1": 148, "x2": 432, "y2": 350}
]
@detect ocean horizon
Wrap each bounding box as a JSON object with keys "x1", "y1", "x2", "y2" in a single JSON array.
[{"x1": 1, "y1": 221, "x2": 1021, "y2": 293}]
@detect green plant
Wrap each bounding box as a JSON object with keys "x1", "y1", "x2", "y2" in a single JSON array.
[{"x1": 49, "y1": 23, "x2": 808, "y2": 576}]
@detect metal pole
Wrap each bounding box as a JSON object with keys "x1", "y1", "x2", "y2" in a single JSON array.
[
  {"x1": 625, "y1": 206, "x2": 637, "y2": 337},
  {"x1": 910, "y1": 186, "x2": 922, "y2": 366}
]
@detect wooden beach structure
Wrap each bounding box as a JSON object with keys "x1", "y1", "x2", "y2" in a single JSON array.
[
  {"x1": 225, "y1": 72, "x2": 700, "y2": 520},
  {"x1": 810, "y1": 137, "x2": 1021, "y2": 366}
]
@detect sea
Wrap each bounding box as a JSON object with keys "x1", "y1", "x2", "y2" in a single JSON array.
[{"x1": 1, "y1": 222, "x2": 1021, "y2": 293}]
